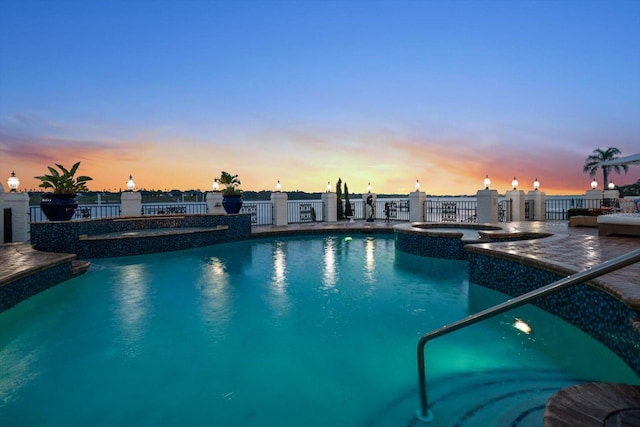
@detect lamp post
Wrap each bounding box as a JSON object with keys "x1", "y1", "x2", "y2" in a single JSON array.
[
  {"x1": 7, "y1": 171, "x2": 19, "y2": 192},
  {"x1": 121, "y1": 175, "x2": 142, "y2": 216}
]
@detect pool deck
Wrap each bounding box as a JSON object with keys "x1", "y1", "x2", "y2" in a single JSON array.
[{"x1": 1, "y1": 219, "x2": 639, "y2": 426}]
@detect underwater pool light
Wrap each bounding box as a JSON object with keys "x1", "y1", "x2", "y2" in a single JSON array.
[{"x1": 513, "y1": 318, "x2": 532, "y2": 334}]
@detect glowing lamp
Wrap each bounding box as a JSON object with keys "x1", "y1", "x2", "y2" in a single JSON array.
[
  {"x1": 533, "y1": 178, "x2": 540, "y2": 191},
  {"x1": 126, "y1": 175, "x2": 135, "y2": 191},
  {"x1": 590, "y1": 179, "x2": 598, "y2": 190},
  {"x1": 7, "y1": 171, "x2": 19, "y2": 192},
  {"x1": 326, "y1": 181, "x2": 331, "y2": 193},
  {"x1": 213, "y1": 179, "x2": 219, "y2": 192},
  {"x1": 511, "y1": 176, "x2": 518, "y2": 190},
  {"x1": 276, "y1": 180, "x2": 282, "y2": 192},
  {"x1": 367, "y1": 182, "x2": 371, "y2": 193},
  {"x1": 483, "y1": 175, "x2": 491, "y2": 189},
  {"x1": 415, "y1": 179, "x2": 420, "y2": 191},
  {"x1": 608, "y1": 181, "x2": 615, "y2": 190}
]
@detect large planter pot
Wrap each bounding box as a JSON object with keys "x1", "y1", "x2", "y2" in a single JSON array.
[
  {"x1": 41, "y1": 193, "x2": 78, "y2": 221},
  {"x1": 222, "y1": 194, "x2": 243, "y2": 214}
]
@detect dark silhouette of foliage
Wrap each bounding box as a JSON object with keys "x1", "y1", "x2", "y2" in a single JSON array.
[
  {"x1": 583, "y1": 147, "x2": 628, "y2": 188},
  {"x1": 344, "y1": 182, "x2": 353, "y2": 217},
  {"x1": 336, "y1": 178, "x2": 344, "y2": 219}
]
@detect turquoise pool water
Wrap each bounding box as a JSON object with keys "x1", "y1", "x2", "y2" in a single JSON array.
[{"x1": 0, "y1": 235, "x2": 637, "y2": 426}]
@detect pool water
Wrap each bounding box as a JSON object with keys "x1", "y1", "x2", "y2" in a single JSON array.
[{"x1": 0, "y1": 235, "x2": 637, "y2": 427}]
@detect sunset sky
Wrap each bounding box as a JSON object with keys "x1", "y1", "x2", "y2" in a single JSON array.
[{"x1": 1, "y1": 0, "x2": 639, "y2": 195}]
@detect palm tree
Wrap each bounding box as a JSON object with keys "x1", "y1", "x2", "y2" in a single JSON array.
[{"x1": 583, "y1": 147, "x2": 629, "y2": 188}]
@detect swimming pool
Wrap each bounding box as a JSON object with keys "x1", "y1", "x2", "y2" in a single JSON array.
[{"x1": 0, "y1": 235, "x2": 637, "y2": 426}]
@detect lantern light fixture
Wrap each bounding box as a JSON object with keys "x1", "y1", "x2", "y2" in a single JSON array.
[
  {"x1": 126, "y1": 175, "x2": 135, "y2": 191},
  {"x1": 608, "y1": 181, "x2": 615, "y2": 190},
  {"x1": 7, "y1": 171, "x2": 19, "y2": 192},
  {"x1": 511, "y1": 176, "x2": 519, "y2": 190},
  {"x1": 213, "y1": 178, "x2": 219, "y2": 192},
  {"x1": 326, "y1": 181, "x2": 331, "y2": 193},
  {"x1": 483, "y1": 175, "x2": 491, "y2": 190},
  {"x1": 276, "y1": 180, "x2": 282, "y2": 192},
  {"x1": 533, "y1": 178, "x2": 540, "y2": 190},
  {"x1": 591, "y1": 179, "x2": 598, "y2": 190},
  {"x1": 367, "y1": 182, "x2": 371, "y2": 193},
  {"x1": 415, "y1": 179, "x2": 420, "y2": 191}
]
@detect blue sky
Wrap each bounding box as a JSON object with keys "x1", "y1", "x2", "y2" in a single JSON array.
[{"x1": 1, "y1": 0, "x2": 639, "y2": 194}]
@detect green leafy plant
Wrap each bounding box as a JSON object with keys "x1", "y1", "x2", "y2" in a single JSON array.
[
  {"x1": 219, "y1": 171, "x2": 242, "y2": 196},
  {"x1": 35, "y1": 161, "x2": 93, "y2": 195}
]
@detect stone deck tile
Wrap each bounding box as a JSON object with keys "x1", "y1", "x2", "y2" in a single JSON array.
[{"x1": 0, "y1": 242, "x2": 76, "y2": 286}]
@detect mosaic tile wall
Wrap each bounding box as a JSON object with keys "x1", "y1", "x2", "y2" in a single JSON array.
[
  {"x1": 31, "y1": 214, "x2": 252, "y2": 258},
  {"x1": 0, "y1": 262, "x2": 73, "y2": 312},
  {"x1": 395, "y1": 231, "x2": 469, "y2": 259},
  {"x1": 468, "y1": 253, "x2": 640, "y2": 375}
]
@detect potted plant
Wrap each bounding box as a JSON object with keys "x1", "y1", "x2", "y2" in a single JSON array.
[
  {"x1": 219, "y1": 171, "x2": 243, "y2": 214},
  {"x1": 35, "y1": 162, "x2": 93, "y2": 221}
]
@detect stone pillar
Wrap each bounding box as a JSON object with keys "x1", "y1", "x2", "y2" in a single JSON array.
[
  {"x1": 271, "y1": 191, "x2": 288, "y2": 226},
  {"x1": 322, "y1": 192, "x2": 337, "y2": 222},
  {"x1": 363, "y1": 193, "x2": 376, "y2": 222},
  {"x1": 4, "y1": 191, "x2": 30, "y2": 242},
  {"x1": 0, "y1": 182, "x2": 4, "y2": 246},
  {"x1": 526, "y1": 189, "x2": 547, "y2": 221},
  {"x1": 585, "y1": 189, "x2": 603, "y2": 209},
  {"x1": 476, "y1": 189, "x2": 498, "y2": 223},
  {"x1": 505, "y1": 189, "x2": 525, "y2": 222},
  {"x1": 120, "y1": 191, "x2": 142, "y2": 217},
  {"x1": 409, "y1": 191, "x2": 426, "y2": 223},
  {"x1": 603, "y1": 189, "x2": 620, "y2": 209},
  {"x1": 206, "y1": 192, "x2": 225, "y2": 215}
]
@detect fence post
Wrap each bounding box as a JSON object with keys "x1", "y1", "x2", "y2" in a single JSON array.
[
  {"x1": 322, "y1": 192, "x2": 337, "y2": 222},
  {"x1": 206, "y1": 192, "x2": 225, "y2": 215},
  {"x1": 121, "y1": 191, "x2": 142, "y2": 217},
  {"x1": 526, "y1": 189, "x2": 546, "y2": 221},
  {"x1": 505, "y1": 189, "x2": 525, "y2": 221},
  {"x1": 271, "y1": 191, "x2": 288, "y2": 226},
  {"x1": 4, "y1": 190, "x2": 30, "y2": 241},
  {"x1": 603, "y1": 188, "x2": 619, "y2": 208},
  {"x1": 409, "y1": 190, "x2": 425, "y2": 222},
  {"x1": 476, "y1": 188, "x2": 498, "y2": 223},
  {"x1": 585, "y1": 189, "x2": 603, "y2": 209}
]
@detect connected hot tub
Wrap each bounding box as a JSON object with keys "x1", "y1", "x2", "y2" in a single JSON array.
[{"x1": 394, "y1": 222, "x2": 551, "y2": 260}]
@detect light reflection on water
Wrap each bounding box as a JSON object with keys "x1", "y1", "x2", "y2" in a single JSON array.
[
  {"x1": 114, "y1": 263, "x2": 149, "y2": 347},
  {"x1": 199, "y1": 256, "x2": 231, "y2": 332},
  {"x1": 269, "y1": 241, "x2": 290, "y2": 316},
  {"x1": 364, "y1": 236, "x2": 377, "y2": 286},
  {"x1": 322, "y1": 237, "x2": 337, "y2": 290}
]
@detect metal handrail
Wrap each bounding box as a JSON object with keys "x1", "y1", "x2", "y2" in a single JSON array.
[{"x1": 416, "y1": 248, "x2": 640, "y2": 422}]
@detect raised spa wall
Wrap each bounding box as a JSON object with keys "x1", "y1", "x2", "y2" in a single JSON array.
[{"x1": 30, "y1": 214, "x2": 252, "y2": 259}]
